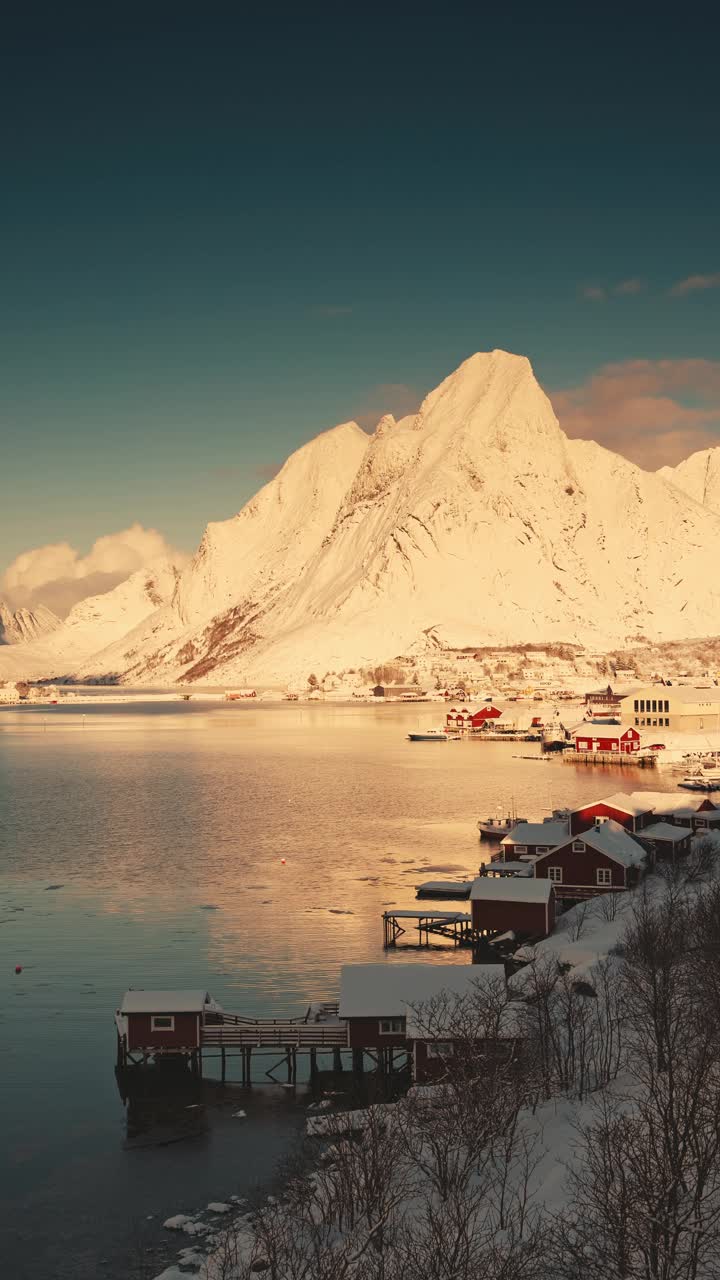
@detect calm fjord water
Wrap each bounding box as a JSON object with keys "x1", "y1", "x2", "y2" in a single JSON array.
[{"x1": 0, "y1": 701, "x2": 663, "y2": 1278}]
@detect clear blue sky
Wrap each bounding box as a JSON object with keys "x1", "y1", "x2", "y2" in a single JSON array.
[{"x1": 2, "y1": 3, "x2": 719, "y2": 564}]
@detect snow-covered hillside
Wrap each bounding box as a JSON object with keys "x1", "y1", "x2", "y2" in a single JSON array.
[
  {"x1": 0, "y1": 601, "x2": 60, "y2": 645},
  {"x1": 0, "y1": 559, "x2": 181, "y2": 680},
  {"x1": 6, "y1": 349, "x2": 720, "y2": 686},
  {"x1": 658, "y1": 446, "x2": 720, "y2": 514}
]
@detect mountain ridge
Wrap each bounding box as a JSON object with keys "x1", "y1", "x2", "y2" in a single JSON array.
[{"x1": 4, "y1": 350, "x2": 720, "y2": 685}]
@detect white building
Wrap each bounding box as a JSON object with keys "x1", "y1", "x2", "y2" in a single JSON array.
[{"x1": 623, "y1": 685, "x2": 720, "y2": 732}]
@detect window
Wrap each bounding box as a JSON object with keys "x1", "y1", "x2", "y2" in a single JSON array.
[
  {"x1": 379, "y1": 1018, "x2": 405, "y2": 1035},
  {"x1": 634, "y1": 717, "x2": 639, "y2": 726},
  {"x1": 514, "y1": 845, "x2": 527, "y2": 854},
  {"x1": 611, "y1": 742, "x2": 618, "y2": 750},
  {"x1": 634, "y1": 700, "x2": 639, "y2": 712},
  {"x1": 536, "y1": 846, "x2": 549, "y2": 854},
  {"x1": 548, "y1": 867, "x2": 563, "y2": 883},
  {"x1": 640, "y1": 699, "x2": 645, "y2": 712},
  {"x1": 151, "y1": 1015, "x2": 175, "y2": 1031},
  {"x1": 652, "y1": 718, "x2": 657, "y2": 727},
  {"x1": 596, "y1": 868, "x2": 612, "y2": 886},
  {"x1": 652, "y1": 699, "x2": 657, "y2": 713},
  {"x1": 426, "y1": 1041, "x2": 454, "y2": 1059},
  {"x1": 664, "y1": 700, "x2": 670, "y2": 713},
  {"x1": 572, "y1": 840, "x2": 585, "y2": 852}
]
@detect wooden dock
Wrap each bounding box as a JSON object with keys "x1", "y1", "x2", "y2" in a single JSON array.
[
  {"x1": 382, "y1": 909, "x2": 474, "y2": 948},
  {"x1": 563, "y1": 751, "x2": 656, "y2": 768}
]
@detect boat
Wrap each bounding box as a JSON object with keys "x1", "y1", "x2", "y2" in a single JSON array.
[
  {"x1": 679, "y1": 773, "x2": 720, "y2": 792},
  {"x1": 477, "y1": 814, "x2": 528, "y2": 838},
  {"x1": 407, "y1": 728, "x2": 456, "y2": 742}
]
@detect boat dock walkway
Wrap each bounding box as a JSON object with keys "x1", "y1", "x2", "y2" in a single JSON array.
[{"x1": 382, "y1": 908, "x2": 474, "y2": 947}]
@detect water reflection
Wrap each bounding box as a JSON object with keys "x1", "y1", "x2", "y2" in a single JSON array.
[{"x1": 0, "y1": 701, "x2": 668, "y2": 1278}]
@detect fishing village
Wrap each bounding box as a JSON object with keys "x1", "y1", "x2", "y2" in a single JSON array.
[{"x1": 115, "y1": 680, "x2": 720, "y2": 1097}]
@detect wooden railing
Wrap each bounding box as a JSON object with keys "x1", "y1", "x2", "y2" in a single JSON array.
[{"x1": 202, "y1": 1023, "x2": 349, "y2": 1049}]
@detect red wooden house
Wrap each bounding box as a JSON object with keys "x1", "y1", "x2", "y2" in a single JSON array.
[
  {"x1": 533, "y1": 819, "x2": 646, "y2": 899},
  {"x1": 118, "y1": 990, "x2": 222, "y2": 1055},
  {"x1": 470, "y1": 876, "x2": 555, "y2": 939},
  {"x1": 500, "y1": 820, "x2": 570, "y2": 860},
  {"x1": 338, "y1": 963, "x2": 504, "y2": 1081},
  {"x1": 574, "y1": 726, "x2": 641, "y2": 755},
  {"x1": 569, "y1": 792, "x2": 654, "y2": 835},
  {"x1": 446, "y1": 705, "x2": 502, "y2": 728}
]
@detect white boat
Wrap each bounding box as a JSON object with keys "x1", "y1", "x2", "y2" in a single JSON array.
[{"x1": 477, "y1": 814, "x2": 528, "y2": 838}]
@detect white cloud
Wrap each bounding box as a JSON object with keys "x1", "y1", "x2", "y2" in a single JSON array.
[{"x1": 1, "y1": 523, "x2": 185, "y2": 617}]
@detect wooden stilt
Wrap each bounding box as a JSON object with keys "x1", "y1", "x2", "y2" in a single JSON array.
[
  {"x1": 309, "y1": 1048, "x2": 317, "y2": 1080},
  {"x1": 333, "y1": 1047, "x2": 343, "y2": 1072},
  {"x1": 221, "y1": 1046, "x2": 226, "y2": 1084},
  {"x1": 352, "y1": 1048, "x2": 364, "y2": 1073}
]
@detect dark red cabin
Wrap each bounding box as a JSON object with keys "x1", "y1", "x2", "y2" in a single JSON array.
[{"x1": 118, "y1": 990, "x2": 220, "y2": 1053}]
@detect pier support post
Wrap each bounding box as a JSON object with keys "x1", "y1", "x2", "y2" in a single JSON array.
[
  {"x1": 221, "y1": 1047, "x2": 226, "y2": 1084},
  {"x1": 309, "y1": 1049, "x2": 317, "y2": 1080},
  {"x1": 352, "y1": 1048, "x2": 364, "y2": 1074},
  {"x1": 333, "y1": 1048, "x2": 344, "y2": 1072}
]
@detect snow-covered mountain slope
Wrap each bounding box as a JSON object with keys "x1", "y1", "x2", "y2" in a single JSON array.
[
  {"x1": 0, "y1": 601, "x2": 60, "y2": 645},
  {"x1": 658, "y1": 447, "x2": 720, "y2": 515},
  {"x1": 10, "y1": 350, "x2": 720, "y2": 686},
  {"x1": 68, "y1": 422, "x2": 369, "y2": 683},
  {"x1": 0, "y1": 559, "x2": 181, "y2": 679},
  {"x1": 174, "y1": 421, "x2": 368, "y2": 628}
]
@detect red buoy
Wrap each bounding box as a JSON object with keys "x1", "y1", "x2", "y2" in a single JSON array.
[
  {"x1": 15, "y1": 965, "x2": 22, "y2": 974},
  {"x1": 280, "y1": 858, "x2": 286, "y2": 864}
]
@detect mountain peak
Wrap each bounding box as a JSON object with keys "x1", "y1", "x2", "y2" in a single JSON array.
[{"x1": 0, "y1": 600, "x2": 61, "y2": 646}]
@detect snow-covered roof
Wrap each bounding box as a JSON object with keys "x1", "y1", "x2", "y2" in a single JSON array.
[
  {"x1": 501, "y1": 821, "x2": 568, "y2": 846},
  {"x1": 655, "y1": 686, "x2": 720, "y2": 705},
  {"x1": 568, "y1": 820, "x2": 646, "y2": 868},
  {"x1": 587, "y1": 792, "x2": 654, "y2": 816},
  {"x1": 470, "y1": 877, "x2": 553, "y2": 903},
  {"x1": 120, "y1": 989, "x2": 213, "y2": 1014},
  {"x1": 338, "y1": 963, "x2": 503, "y2": 1019},
  {"x1": 626, "y1": 791, "x2": 717, "y2": 815},
  {"x1": 637, "y1": 822, "x2": 693, "y2": 842}
]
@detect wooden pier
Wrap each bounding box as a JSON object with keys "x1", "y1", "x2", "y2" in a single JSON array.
[
  {"x1": 563, "y1": 751, "x2": 656, "y2": 768},
  {"x1": 115, "y1": 999, "x2": 350, "y2": 1084},
  {"x1": 382, "y1": 909, "x2": 474, "y2": 948}
]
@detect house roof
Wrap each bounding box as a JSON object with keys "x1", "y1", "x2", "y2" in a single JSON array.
[
  {"x1": 637, "y1": 822, "x2": 694, "y2": 842},
  {"x1": 626, "y1": 791, "x2": 717, "y2": 815},
  {"x1": 120, "y1": 989, "x2": 213, "y2": 1014},
  {"x1": 633, "y1": 685, "x2": 720, "y2": 705},
  {"x1": 575, "y1": 792, "x2": 652, "y2": 817},
  {"x1": 470, "y1": 877, "x2": 553, "y2": 903},
  {"x1": 338, "y1": 963, "x2": 503, "y2": 1020},
  {"x1": 567, "y1": 820, "x2": 646, "y2": 868},
  {"x1": 501, "y1": 821, "x2": 569, "y2": 846}
]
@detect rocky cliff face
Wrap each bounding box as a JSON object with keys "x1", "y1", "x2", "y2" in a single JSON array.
[
  {"x1": 0, "y1": 601, "x2": 60, "y2": 645},
  {"x1": 6, "y1": 350, "x2": 720, "y2": 686}
]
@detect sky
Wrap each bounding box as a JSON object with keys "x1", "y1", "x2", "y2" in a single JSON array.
[{"x1": 1, "y1": 4, "x2": 719, "y2": 609}]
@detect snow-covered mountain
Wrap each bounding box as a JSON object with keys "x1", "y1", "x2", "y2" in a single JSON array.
[
  {"x1": 658, "y1": 447, "x2": 720, "y2": 515},
  {"x1": 0, "y1": 601, "x2": 60, "y2": 645},
  {"x1": 0, "y1": 559, "x2": 181, "y2": 679},
  {"x1": 5, "y1": 350, "x2": 720, "y2": 686}
]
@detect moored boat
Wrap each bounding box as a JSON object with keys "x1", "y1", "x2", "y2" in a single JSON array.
[
  {"x1": 477, "y1": 814, "x2": 528, "y2": 838},
  {"x1": 407, "y1": 727, "x2": 457, "y2": 741}
]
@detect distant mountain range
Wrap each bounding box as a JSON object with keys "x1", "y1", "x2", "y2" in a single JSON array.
[{"x1": 4, "y1": 349, "x2": 720, "y2": 686}]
